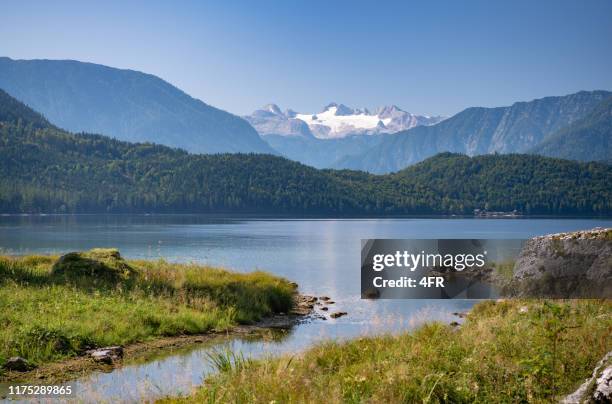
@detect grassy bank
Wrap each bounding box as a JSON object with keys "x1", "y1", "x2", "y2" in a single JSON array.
[
  {"x1": 164, "y1": 299, "x2": 611, "y2": 403},
  {"x1": 0, "y1": 249, "x2": 295, "y2": 370}
]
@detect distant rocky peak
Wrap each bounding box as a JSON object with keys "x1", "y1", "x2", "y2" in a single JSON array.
[
  {"x1": 263, "y1": 103, "x2": 283, "y2": 116},
  {"x1": 323, "y1": 102, "x2": 355, "y2": 116},
  {"x1": 355, "y1": 107, "x2": 371, "y2": 115},
  {"x1": 322, "y1": 102, "x2": 338, "y2": 111},
  {"x1": 376, "y1": 105, "x2": 405, "y2": 118}
]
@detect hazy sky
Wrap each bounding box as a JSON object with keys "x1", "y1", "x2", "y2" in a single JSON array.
[{"x1": 1, "y1": 0, "x2": 611, "y2": 116}]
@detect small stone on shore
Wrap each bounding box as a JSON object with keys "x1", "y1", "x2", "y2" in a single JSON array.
[
  {"x1": 291, "y1": 295, "x2": 318, "y2": 316},
  {"x1": 3, "y1": 356, "x2": 33, "y2": 372},
  {"x1": 363, "y1": 288, "x2": 381, "y2": 299},
  {"x1": 89, "y1": 346, "x2": 124, "y2": 364}
]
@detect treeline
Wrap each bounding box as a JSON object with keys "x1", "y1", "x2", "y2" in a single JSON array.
[
  {"x1": 391, "y1": 153, "x2": 611, "y2": 214},
  {"x1": 0, "y1": 91, "x2": 610, "y2": 215}
]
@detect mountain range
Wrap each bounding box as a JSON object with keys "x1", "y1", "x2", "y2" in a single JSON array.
[
  {"x1": 245, "y1": 103, "x2": 444, "y2": 139},
  {"x1": 1, "y1": 88, "x2": 610, "y2": 215},
  {"x1": 244, "y1": 102, "x2": 445, "y2": 168},
  {"x1": 335, "y1": 90, "x2": 612, "y2": 173},
  {"x1": 0, "y1": 57, "x2": 274, "y2": 154},
  {"x1": 0, "y1": 57, "x2": 610, "y2": 173}
]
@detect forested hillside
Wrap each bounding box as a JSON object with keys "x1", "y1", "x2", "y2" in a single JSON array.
[
  {"x1": 391, "y1": 153, "x2": 610, "y2": 214},
  {"x1": 1, "y1": 90, "x2": 610, "y2": 215}
]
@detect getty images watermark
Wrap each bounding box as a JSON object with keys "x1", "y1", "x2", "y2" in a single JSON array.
[{"x1": 361, "y1": 239, "x2": 612, "y2": 299}]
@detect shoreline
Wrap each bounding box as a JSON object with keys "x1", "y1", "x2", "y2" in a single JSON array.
[
  {"x1": 0, "y1": 295, "x2": 317, "y2": 384},
  {"x1": 2, "y1": 213, "x2": 611, "y2": 219},
  {"x1": 159, "y1": 299, "x2": 611, "y2": 403}
]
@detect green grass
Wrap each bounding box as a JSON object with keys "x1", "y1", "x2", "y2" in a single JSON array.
[
  {"x1": 163, "y1": 299, "x2": 612, "y2": 403},
  {"x1": 0, "y1": 249, "x2": 295, "y2": 369},
  {"x1": 205, "y1": 347, "x2": 254, "y2": 373}
]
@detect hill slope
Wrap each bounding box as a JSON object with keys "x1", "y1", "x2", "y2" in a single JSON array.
[
  {"x1": 264, "y1": 133, "x2": 384, "y2": 169},
  {"x1": 0, "y1": 90, "x2": 610, "y2": 215},
  {"x1": 530, "y1": 96, "x2": 612, "y2": 162},
  {"x1": 336, "y1": 91, "x2": 611, "y2": 173},
  {"x1": 0, "y1": 57, "x2": 274, "y2": 154}
]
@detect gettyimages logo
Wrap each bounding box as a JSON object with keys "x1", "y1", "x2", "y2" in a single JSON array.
[
  {"x1": 370, "y1": 249, "x2": 487, "y2": 292},
  {"x1": 361, "y1": 239, "x2": 501, "y2": 299},
  {"x1": 372, "y1": 250, "x2": 487, "y2": 272}
]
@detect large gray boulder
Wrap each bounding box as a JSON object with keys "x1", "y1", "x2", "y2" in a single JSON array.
[{"x1": 507, "y1": 228, "x2": 611, "y2": 298}]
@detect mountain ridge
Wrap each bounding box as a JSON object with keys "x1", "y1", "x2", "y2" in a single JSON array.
[
  {"x1": 530, "y1": 96, "x2": 612, "y2": 162},
  {"x1": 335, "y1": 90, "x2": 612, "y2": 173},
  {"x1": 0, "y1": 57, "x2": 275, "y2": 154},
  {"x1": 245, "y1": 102, "x2": 444, "y2": 139}
]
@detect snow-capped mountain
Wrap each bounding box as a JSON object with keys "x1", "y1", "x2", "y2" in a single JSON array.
[
  {"x1": 245, "y1": 103, "x2": 444, "y2": 139},
  {"x1": 246, "y1": 103, "x2": 314, "y2": 138}
]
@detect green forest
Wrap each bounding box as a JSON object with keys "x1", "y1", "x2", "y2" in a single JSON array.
[{"x1": 0, "y1": 89, "x2": 610, "y2": 215}]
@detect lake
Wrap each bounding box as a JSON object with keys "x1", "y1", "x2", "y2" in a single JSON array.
[{"x1": 1, "y1": 215, "x2": 610, "y2": 402}]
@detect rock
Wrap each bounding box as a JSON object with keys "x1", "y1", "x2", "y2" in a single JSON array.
[
  {"x1": 449, "y1": 321, "x2": 460, "y2": 327},
  {"x1": 320, "y1": 307, "x2": 328, "y2": 311},
  {"x1": 90, "y1": 351, "x2": 113, "y2": 364},
  {"x1": 363, "y1": 288, "x2": 380, "y2": 299},
  {"x1": 594, "y1": 366, "x2": 612, "y2": 402},
  {"x1": 326, "y1": 301, "x2": 335, "y2": 305},
  {"x1": 519, "y1": 306, "x2": 529, "y2": 314},
  {"x1": 300, "y1": 295, "x2": 317, "y2": 304},
  {"x1": 562, "y1": 351, "x2": 612, "y2": 403},
  {"x1": 330, "y1": 311, "x2": 347, "y2": 319},
  {"x1": 89, "y1": 346, "x2": 124, "y2": 364},
  {"x1": 319, "y1": 296, "x2": 331, "y2": 301},
  {"x1": 508, "y1": 228, "x2": 612, "y2": 298},
  {"x1": 3, "y1": 356, "x2": 32, "y2": 372},
  {"x1": 291, "y1": 295, "x2": 317, "y2": 316},
  {"x1": 52, "y1": 249, "x2": 136, "y2": 282},
  {"x1": 452, "y1": 312, "x2": 468, "y2": 318}
]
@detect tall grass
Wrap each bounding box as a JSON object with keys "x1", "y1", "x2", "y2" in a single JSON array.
[
  {"x1": 162, "y1": 299, "x2": 612, "y2": 403},
  {"x1": 0, "y1": 251, "x2": 295, "y2": 369},
  {"x1": 205, "y1": 347, "x2": 253, "y2": 373}
]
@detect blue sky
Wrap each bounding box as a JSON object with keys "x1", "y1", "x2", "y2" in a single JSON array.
[{"x1": 1, "y1": 0, "x2": 611, "y2": 116}]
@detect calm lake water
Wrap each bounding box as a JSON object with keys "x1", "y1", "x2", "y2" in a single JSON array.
[{"x1": 1, "y1": 215, "x2": 610, "y2": 403}]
